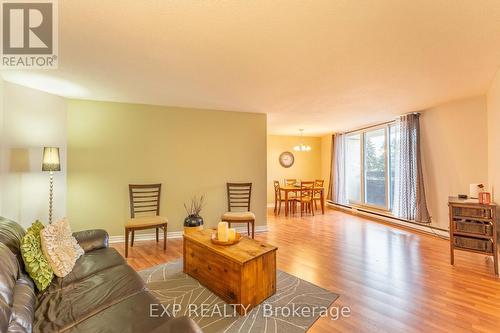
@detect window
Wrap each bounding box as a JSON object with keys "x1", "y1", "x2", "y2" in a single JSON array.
[{"x1": 344, "y1": 123, "x2": 398, "y2": 211}]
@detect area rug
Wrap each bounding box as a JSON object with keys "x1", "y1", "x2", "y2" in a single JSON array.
[{"x1": 139, "y1": 260, "x2": 339, "y2": 333}]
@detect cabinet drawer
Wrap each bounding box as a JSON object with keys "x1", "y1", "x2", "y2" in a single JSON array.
[
  {"x1": 454, "y1": 219, "x2": 493, "y2": 236},
  {"x1": 454, "y1": 236, "x2": 493, "y2": 253},
  {"x1": 453, "y1": 207, "x2": 491, "y2": 219}
]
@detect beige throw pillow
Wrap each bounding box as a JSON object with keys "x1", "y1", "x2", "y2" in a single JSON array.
[{"x1": 40, "y1": 218, "x2": 84, "y2": 277}]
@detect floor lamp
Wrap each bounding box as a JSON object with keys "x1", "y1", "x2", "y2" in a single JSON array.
[{"x1": 42, "y1": 147, "x2": 61, "y2": 224}]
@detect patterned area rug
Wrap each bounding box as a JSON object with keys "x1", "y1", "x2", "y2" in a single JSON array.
[{"x1": 139, "y1": 261, "x2": 339, "y2": 333}]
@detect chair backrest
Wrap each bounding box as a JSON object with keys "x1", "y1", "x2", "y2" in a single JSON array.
[
  {"x1": 273, "y1": 180, "x2": 281, "y2": 199},
  {"x1": 314, "y1": 179, "x2": 324, "y2": 188},
  {"x1": 226, "y1": 183, "x2": 252, "y2": 212},
  {"x1": 129, "y1": 184, "x2": 162, "y2": 218},
  {"x1": 284, "y1": 179, "x2": 296, "y2": 186},
  {"x1": 300, "y1": 181, "x2": 315, "y2": 198}
]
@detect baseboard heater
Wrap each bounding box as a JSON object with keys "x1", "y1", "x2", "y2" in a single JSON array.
[{"x1": 327, "y1": 200, "x2": 449, "y2": 238}]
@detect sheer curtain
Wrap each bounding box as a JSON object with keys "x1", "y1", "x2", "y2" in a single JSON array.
[
  {"x1": 393, "y1": 113, "x2": 431, "y2": 223},
  {"x1": 330, "y1": 133, "x2": 347, "y2": 205}
]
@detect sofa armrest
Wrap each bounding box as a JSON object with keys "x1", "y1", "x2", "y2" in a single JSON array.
[{"x1": 73, "y1": 229, "x2": 109, "y2": 252}]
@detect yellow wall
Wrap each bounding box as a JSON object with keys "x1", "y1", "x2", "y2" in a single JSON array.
[
  {"x1": 487, "y1": 69, "x2": 500, "y2": 204},
  {"x1": 420, "y1": 96, "x2": 488, "y2": 229},
  {"x1": 0, "y1": 82, "x2": 67, "y2": 228},
  {"x1": 67, "y1": 100, "x2": 267, "y2": 236},
  {"x1": 267, "y1": 135, "x2": 322, "y2": 203}
]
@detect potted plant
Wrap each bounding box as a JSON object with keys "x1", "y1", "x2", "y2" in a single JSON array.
[{"x1": 183, "y1": 195, "x2": 205, "y2": 234}]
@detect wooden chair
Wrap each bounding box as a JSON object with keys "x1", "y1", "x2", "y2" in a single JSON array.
[
  {"x1": 273, "y1": 180, "x2": 289, "y2": 215},
  {"x1": 125, "y1": 184, "x2": 168, "y2": 258},
  {"x1": 298, "y1": 181, "x2": 315, "y2": 216},
  {"x1": 221, "y1": 183, "x2": 255, "y2": 238},
  {"x1": 313, "y1": 179, "x2": 325, "y2": 211},
  {"x1": 284, "y1": 178, "x2": 299, "y2": 201}
]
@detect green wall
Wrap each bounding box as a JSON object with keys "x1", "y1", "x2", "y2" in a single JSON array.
[{"x1": 67, "y1": 99, "x2": 267, "y2": 236}]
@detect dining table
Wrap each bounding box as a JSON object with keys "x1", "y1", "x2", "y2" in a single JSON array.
[{"x1": 279, "y1": 185, "x2": 325, "y2": 216}]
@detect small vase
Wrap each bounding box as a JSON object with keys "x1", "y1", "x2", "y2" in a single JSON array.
[{"x1": 184, "y1": 214, "x2": 204, "y2": 234}]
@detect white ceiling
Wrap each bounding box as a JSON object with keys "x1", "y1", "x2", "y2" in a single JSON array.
[{"x1": 2, "y1": 0, "x2": 500, "y2": 135}]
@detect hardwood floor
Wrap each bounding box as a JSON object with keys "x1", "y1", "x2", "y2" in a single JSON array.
[{"x1": 111, "y1": 208, "x2": 500, "y2": 333}]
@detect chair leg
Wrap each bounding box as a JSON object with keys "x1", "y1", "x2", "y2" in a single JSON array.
[
  {"x1": 125, "y1": 228, "x2": 129, "y2": 258},
  {"x1": 277, "y1": 201, "x2": 281, "y2": 215},
  {"x1": 247, "y1": 223, "x2": 250, "y2": 236},
  {"x1": 312, "y1": 202, "x2": 315, "y2": 216},
  {"x1": 131, "y1": 230, "x2": 135, "y2": 247},
  {"x1": 163, "y1": 225, "x2": 167, "y2": 250},
  {"x1": 252, "y1": 222, "x2": 255, "y2": 239},
  {"x1": 156, "y1": 228, "x2": 159, "y2": 242}
]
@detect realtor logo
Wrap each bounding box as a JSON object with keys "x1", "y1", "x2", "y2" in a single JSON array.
[{"x1": 1, "y1": 0, "x2": 58, "y2": 68}]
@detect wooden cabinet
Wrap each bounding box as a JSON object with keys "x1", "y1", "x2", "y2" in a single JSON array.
[
  {"x1": 183, "y1": 229, "x2": 277, "y2": 315},
  {"x1": 448, "y1": 197, "x2": 498, "y2": 276}
]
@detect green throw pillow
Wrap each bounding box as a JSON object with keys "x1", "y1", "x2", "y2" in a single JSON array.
[{"x1": 20, "y1": 220, "x2": 54, "y2": 291}]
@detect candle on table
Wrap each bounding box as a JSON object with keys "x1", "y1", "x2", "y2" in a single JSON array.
[
  {"x1": 228, "y1": 228, "x2": 236, "y2": 241},
  {"x1": 217, "y1": 222, "x2": 228, "y2": 242}
]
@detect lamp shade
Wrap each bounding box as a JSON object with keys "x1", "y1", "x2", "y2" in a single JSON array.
[{"x1": 42, "y1": 147, "x2": 61, "y2": 171}]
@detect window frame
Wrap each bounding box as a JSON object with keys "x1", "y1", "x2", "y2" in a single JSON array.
[{"x1": 344, "y1": 122, "x2": 396, "y2": 212}]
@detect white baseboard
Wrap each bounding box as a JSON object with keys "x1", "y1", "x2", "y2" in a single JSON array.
[
  {"x1": 109, "y1": 225, "x2": 269, "y2": 243},
  {"x1": 328, "y1": 203, "x2": 449, "y2": 238}
]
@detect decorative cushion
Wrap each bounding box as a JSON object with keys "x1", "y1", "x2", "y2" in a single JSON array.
[
  {"x1": 20, "y1": 221, "x2": 54, "y2": 291},
  {"x1": 40, "y1": 218, "x2": 84, "y2": 278},
  {"x1": 221, "y1": 212, "x2": 256, "y2": 221}
]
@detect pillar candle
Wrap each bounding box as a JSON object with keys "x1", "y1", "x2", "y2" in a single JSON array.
[
  {"x1": 228, "y1": 228, "x2": 236, "y2": 242},
  {"x1": 217, "y1": 222, "x2": 228, "y2": 242}
]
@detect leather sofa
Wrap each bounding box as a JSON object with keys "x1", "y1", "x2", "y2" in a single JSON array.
[{"x1": 0, "y1": 217, "x2": 202, "y2": 333}]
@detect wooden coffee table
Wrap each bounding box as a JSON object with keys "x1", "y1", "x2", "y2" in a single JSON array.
[{"x1": 183, "y1": 229, "x2": 277, "y2": 315}]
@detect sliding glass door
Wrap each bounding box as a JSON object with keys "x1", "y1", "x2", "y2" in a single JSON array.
[
  {"x1": 344, "y1": 124, "x2": 396, "y2": 211},
  {"x1": 364, "y1": 128, "x2": 387, "y2": 208}
]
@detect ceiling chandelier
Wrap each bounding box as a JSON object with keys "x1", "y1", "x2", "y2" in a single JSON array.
[{"x1": 293, "y1": 129, "x2": 312, "y2": 151}]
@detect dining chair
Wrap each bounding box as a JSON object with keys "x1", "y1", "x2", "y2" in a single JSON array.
[
  {"x1": 273, "y1": 180, "x2": 289, "y2": 215},
  {"x1": 313, "y1": 179, "x2": 325, "y2": 211},
  {"x1": 284, "y1": 178, "x2": 299, "y2": 202},
  {"x1": 125, "y1": 184, "x2": 168, "y2": 258},
  {"x1": 298, "y1": 181, "x2": 315, "y2": 216},
  {"x1": 221, "y1": 183, "x2": 255, "y2": 238}
]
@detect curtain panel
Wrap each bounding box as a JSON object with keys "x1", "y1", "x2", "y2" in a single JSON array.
[
  {"x1": 327, "y1": 134, "x2": 334, "y2": 200},
  {"x1": 330, "y1": 133, "x2": 347, "y2": 205},
  {"x1": 394, "y1": 113, "x2": 431, "y2": 223}
]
